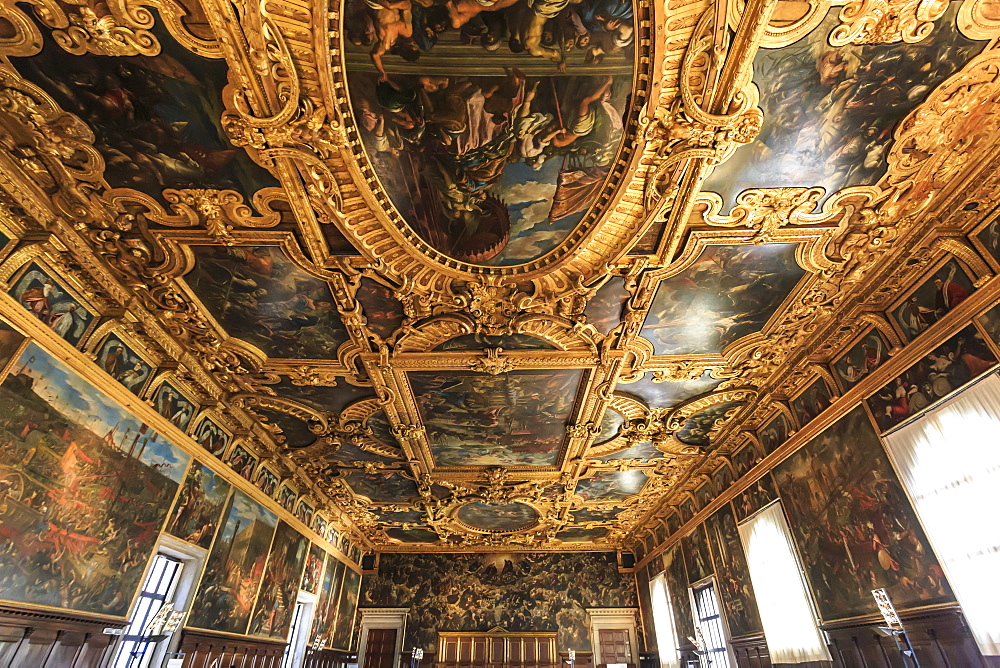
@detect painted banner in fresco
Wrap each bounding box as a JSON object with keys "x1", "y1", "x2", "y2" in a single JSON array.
[
  {"x1": 250, "y1": 520, "x2": 310, "y2": 639},
  {"x1": 166, "y1": 462, "x2": 231, "y2": 549},
  {"x1": 705, "y1": 504, "x2": 762, "y2": 638},
  {"x1": 188, "y1": 490, "x2": 278, "y2": 634},
  {"x1": 0, "y1": 341, "x2": 189, "y2": 616},
  {"x1": 361, "y1": 552, "x2": 634, "y2": 651},
  {"x1": 772, "y1": 406, "x2": 953, "y2": 621}
]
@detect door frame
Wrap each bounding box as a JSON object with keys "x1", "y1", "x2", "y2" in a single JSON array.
[
  {"x1": 587, "y1": 608, "x2": 639, "y2": 666},
  {"x1": 357, "y1": 608, "x2": 409, "y2": 668}
]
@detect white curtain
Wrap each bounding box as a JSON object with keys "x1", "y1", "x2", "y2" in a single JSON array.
[
  {"x1": 649, "y1": 573, "x2": 680, "y2": 668},
  {"x1": 883, "y1": 372, "x2": 1000, "y2": 656},
  {"x1": 738, "y1": 503, "x2": 831, "y2": 664}
]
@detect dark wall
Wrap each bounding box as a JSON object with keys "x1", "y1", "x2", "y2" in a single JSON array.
[{"x1": 360, "y1": 552, "x2": 637, "y2": 651}]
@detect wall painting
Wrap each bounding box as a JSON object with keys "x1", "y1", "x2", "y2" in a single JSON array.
[
  {"x1": 152, "y1": 381, "x2": 196, "y2": 432},
  {"x1": 772, "y1": 406, "x2": 953, "y2": 621},
  {"x1": 891, "y1": 260, "x2": 975, "y2": 341},
  {"x1": 302, "y1": 544, "x2": 326, "y2": 595},
  {"x1": 9, "y1": 263, "x2": 94, "y2": 346},
  {"x1": 96, "y1": 335, "x2": 153, "y2": 396},
  {"x1": 615, "y1": 371, "x2": 721, "y2": 410},
  {"x1": 166, "y1": 462, "x2": 232, "y2": 549},
  {"x1": 194, "y1": 417, "x2": 231, "y2": 458},
  {"x1": 704, "y1": 504, "x2": 762, "y2": 638},
  {"x1": 790, "y1": 378, "x2": 832, "y2": 427},
  {"x1": 681, "y1": 524, "x2": 713, "y2": 584},
  {"x1": 832, "y1": 329, "x2": 890, "y2": 391},
  {"x1": 250, "y1": 521, "x2": 310, "y2": 639}
]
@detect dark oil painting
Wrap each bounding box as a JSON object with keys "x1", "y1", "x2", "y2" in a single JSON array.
[
  {"x1": 598, "y1": 440, "x2": 661, "y2": 462},
  {"x1": 256, "y1": 467, "x2": 279, "y2": 497},
  {"x1": 570, "y1": 506, "x2": 623, "y2": 522},
  {"x1": 592, "y1": 407, "x2": 623, "y2": 445},
  {"x1": 694, "y1": 481, "x2": 713, "y2": 510},
  {"x1": 977, "y1": 300, "x2": 1000, "y2": 345},
  {"x1": 343, "y1": 0, "x2": 635, "y2": 266},
  {"x1": 681, "y1": 524, "x2": 713, "y2": 584},
  {"x1": 676, "y1": 401, "x2": 743, "y2": 447},
  {"x1": 361, "y1": 552, "x2": 635, "y2": 651},
  {"x1": 152, "y1": 381, "x2": 196, "y2": 432},
  {"x1": 733, "y1": 473, "x2": 780, "y2": 523},
  {"x1": 639, "y1": 245, "x2": 805, "y2": 355},
  {"x1": 0, "y1": 319, "x2": 26, "y2": 371},
  {"x1": 615, "y1": 371, "x2": 721, "y2": 410},
  {"x1": 867, "y1": 325, "x2": 996, "y2": 432},
  {"x1": 408, "y1": 369, "x2": 583, "y2": 467},
  {"x1": 258, "y1": 377, "x2": 376, "y2": 415},
  {"x1": 556, "y1": 526, "x2": 608, "y2": 542},
  {"x1": 703, "y1": 6, "x2": 985, "y2": 208},
  {"x1": 332, "y1": 568, "x2": 362, "y2": 649},
  {"x1": 13, "y1": 22, "x2": 276, "y2": 203},
  {"x1": 678, "y1": 497, "x2": 694, "y2": 524},
  {"x1": 356, "y1": 278, "x2": 406, "y2": 341},
  {"x1": 278, "y1": 485, "x2": 298, "y2": 512},
  {"x1": 256, "y1": 407, "x2": 318, "y2": 450},
  {"x1": 0, "y1": 342, "x2": 189, "y2": 616},
  {"x1": 662, "y1": 546, "x2": 695, "y2": 642},
  {"x1": 731, "y1": 441, "x2": 762, "y2": 476},
  {"x1": 329, "y1": 442, "x2": 400, "y2": 466},
  {"x1": 705, "y1": 504, "x2": 762, "y2": 638},
  {"x1": 433, "y1": 333, "x2": 555, "y2": 351},
  {"x1": 166, "y1": 462, "x2": 231, "y2": 549},
  {"x1": 711, "y1": 462, "x2": 735, "y2": 496},
  {"x1": 977, "y1": 218, "x2": 1000, "y2": 265},
  {"x1": 302, "y1": 544, "x2": 327, "y2": 594},
  {"x1": 574, "y1": 470, "x2": 647, "y2": 501},
  {"x1": 757, "y1": 413, "x2": 789, "y2": 456},
  {"x1": 584, "y1": 277, "x2": 629, "y2": 335},
  {"x1": 832, "y1": 329, "x2": 890, "y2": 391},
  {"x1": 194, "y1": 416, "x2": 230, "y2": 458},
  {"x1": 312, "y1": 556, "x2": 347, "y2": 647},
  {"x1": 313, "y1": 513, "x2": 329, "y2": 537},
  {"x1": 9, "y1": 263, "x2": 94, "y2": 346},
  {"x1": 457, "y1": 502, "x2": 538, "y2": 531},
  {"x1": 387, "y1": 527, "x2": 441, "y2": 543},
  {"x1": 772, "y1": 406, "x2": 953, "y2": 621},
  {"x1": 184, "y1": 246, "x2": 350, "y2": 359},
  {"x1": 250, "y1": 521, "x2": 309, "y2": 639},
  {"x1": 892, "y1": 260, "x2": 975, "y2": 341},
  {"x1": 295, "y1": 500, "x2": 315, "y2": 527},
  {"x1": 790, "y1": 378, "x2": 833, "y2": 427},
  {"x1": 188, "y1": 490, "x2": 279, "y2": 634},
  {"x1": 665, "y1": 511, "x2": 680, "y2": 537},
  {"x1": 96, "y1": 335, "x2": 153, "y2": 396},
  {"x1": 228, "y1": 444, "x2": 259, "y2": 481},
  {"x1": 377, "y1": 508, "x2": 426, "y2": 524},
  {"x1": 345, "y1": 471, "x2": 419, "y2": 502}
]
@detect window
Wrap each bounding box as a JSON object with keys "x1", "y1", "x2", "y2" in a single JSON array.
[
  {"x1": 282, "y1": 602, "x2": 308, "y2": 668},
  {"x1": 649, "y1": 573, "x2": 679, "y2": 668},
  {"x1": 883, "y1": 372, "x2": 1000, "y2": 656},
  {"x1": 112, "y1": 554, "x2": 184, "y2": 668},
  {"x1": 691, "y1": 583, "x2": 729, "y2": 668},
  {"x1": 738, "y1": 502, "x2": 830, "y2": 664}
]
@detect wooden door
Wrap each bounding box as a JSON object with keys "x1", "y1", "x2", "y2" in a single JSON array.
[
  {"x1": 598, "y1": 629, "x2": 631, "y2": 666},
  {"x1": 364, "y1": 628, "x2": 398, "y2": 668}
]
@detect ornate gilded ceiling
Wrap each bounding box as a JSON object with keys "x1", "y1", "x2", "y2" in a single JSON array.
[{"x1": 1, "y1": 0, "x2": 1000, "y2": 553}]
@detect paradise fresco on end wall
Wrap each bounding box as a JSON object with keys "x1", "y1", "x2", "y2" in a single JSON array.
[
  {"x1": 96, "y1": 335, "x2": 153, "y2": 396},
  {"x1": 13, "y1": 23, "x2": 276, "y2": 203},
  {"x1": 702, "y1": 5, "x2": 985, "y2": 209},
  {"x1": 188, "y1": 490, "x2": 279, "y2": 634},
  {"x1": 408, "y1": 369, "x2": 583, "y2": 467},
  {"x1": 772, "y1": 406, "x2": 953, "y2": 621},
  {"x1": 790, "y1": 378, "x2": 833, "y2": 427},
  {"x1": 166, "y1": 462, "x2": 232, "y2": 549},
  {"x1": 10, "y1": 264, "x2": 95, "y2": 347},
  {"x1": 343, "y1": 0, "x2": 635, "y2": 266},
  {"x1": 639, "y1": 245, "x2": 805, "y2": 355},
  {"x1": 662, "y1": 546, "x2": 695, "y2": 642},
  {"x1": 250, "y1": 521, "x2": 310, "y2": 639},
  {"x1": 0, "y1": 342, "x2": 189, "y2": 616},
  {"x1": 681, "y1": 524, "x2": 713, "y2": 584},
  {"x1": 361, "y1": 552, "x2": 636, "y2": 651},
  {"x1": 892, "y1": 260, "x2": 975, "y2": 341},
  {"x1": 832, "y1": 329, "x2": 890, "y2": 391},
  {"x1": 705, "y1": 504, "x2": 762, "y2": 638},
  {"x1": 615, "y1": 370, "x2": 722, "y2": 410},
  {"x1": 867, "y1": 325, "x2": 997, "y2": 432},
  {"x1": 575, "y1": 470, "x2": 647, "y2": 501},
  {"x1": 184, "y1": 246, "x2": 350, "y2": 359}
]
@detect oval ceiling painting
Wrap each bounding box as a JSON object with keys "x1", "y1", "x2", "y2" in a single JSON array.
[{"x1": 342, "y1": 0, "x2": 636, "y2": 265}]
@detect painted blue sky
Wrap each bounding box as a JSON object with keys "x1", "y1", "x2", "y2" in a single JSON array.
[
  {"x1": 196, "y1": 463, "x2": 231, "y2": 505},
  {"x1": 218, "y1": 490, "x2": 278, "y2": 544},
  {"x1": 12, "y1": 343, "x2": 189, "y2": 483}
]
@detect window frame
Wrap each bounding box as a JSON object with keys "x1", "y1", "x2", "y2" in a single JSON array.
[{"x1": 688, "y1": 577, "x2": 732, "y2": 668}]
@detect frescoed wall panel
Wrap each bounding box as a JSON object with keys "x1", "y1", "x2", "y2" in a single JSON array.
[
  {"x1": 360, "y1": 552, "x2": 635, "y2": 651},
  {"x1": 250, "y1": 520, "x2": 309, "y2": 639},
  {"x1": 9, "y1": 264, "x2": 94, "y2": 347},
  {"x1": 166, "y1": 462, "x2": 232, "y2": 549},
  {"x1": 704, "y1": 504, "x2": 761, "y2": 638},
  {"x1": 891, "y1": 260, "x2": 975, "y2": 341}
]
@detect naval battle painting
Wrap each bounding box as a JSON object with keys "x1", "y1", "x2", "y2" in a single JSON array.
[
  {"x1": 0, "y1": 342, "x2": 189, "y2": 616},
  {"x1": 408, "y1": 369, "x2": 583, "y2": 467},
  {"x1": 343, "y1": 0, "x2": 635, "y2": 266}
]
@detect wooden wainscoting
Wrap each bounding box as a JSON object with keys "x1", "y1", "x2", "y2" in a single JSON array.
[
  {"x1": 303, "y1": 647, "x2": 358, "y2": 668},
  {"x1": 0, "y1": 602, "x2": 122, "y2": 668},
  {"x1": 435, "y1": 629, "x2": 560, "y2": 668},
  {"x1": 175, "y1": 627, "x2": 288, "y2": 667}
]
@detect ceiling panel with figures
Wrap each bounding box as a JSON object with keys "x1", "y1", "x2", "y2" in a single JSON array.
[{"x1": 0, "y1": 0, "x2": 999, "y2": 553}]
